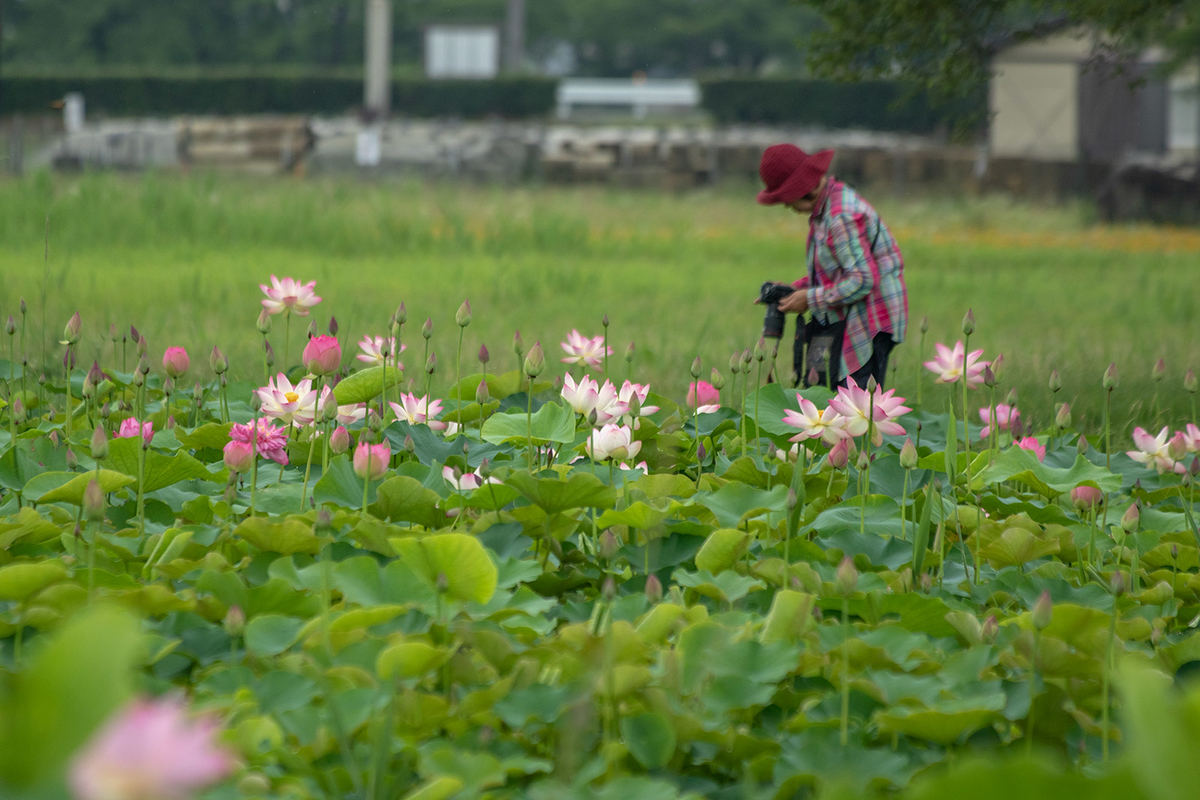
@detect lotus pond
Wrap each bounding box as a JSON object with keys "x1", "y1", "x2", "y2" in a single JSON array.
[{"x1": 2, "y1": 294, "x2": 1200, "y2": 800}]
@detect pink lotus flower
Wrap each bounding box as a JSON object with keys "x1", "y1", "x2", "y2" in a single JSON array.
[
  {"x1": 586, "y1": 424, "x2": 641, "y2": 461},
  {"x1": 561, "y1": 373, "x2": 600, "y2": 416},
  {"x1": 162, "y1": 347, "x2": 190, "y2": 379},
  {"x1": 592, "y1": 380, "x2": 629, "y2": 424},
  {"x1": 230, "y1": 418, "x2": 290, "y2": 465},
  {"x1": 115, "y1": 417, "x2": 154, "y2": 446},
  {"x1": 1070, "y1": 485, "x2": 1104, "y2": 512},
  {"x1": 259, "y1": 275, "x2": 321, "y2": 316},
  {"x1": 1184, "y1": 423, "x2": 1200, "y2": 454},
  {"x1": 560, "y1": 330, "x2": 612, "y2": 369},
  {"x1": 389, "y1": 393, "x2": 446, "y2": 430},
  {"x1": 782, "y1": 397, "x2": 847, "y2": 445},
  {"x1": 222, "y1": 440, "x2": 255, "y2": 473},
  {"x1": 1016, "y1": 436, "x2": 1046, "y2": 463},
  {"x1": 1127, "y1": 426, "x2": 1186, "y2": 474},
  {"x1": 923, "y1": 341, "x2": 988, "y2": 388},
  {"x1": 828, "y1": 385, "x2": 910, "y2": 446},
  {"x1": 329, "y1": 426, "x2": 350, "y2": 454},
  {"x1": 302, "y1": 335, "x2": 342, "y2": 376},
  {"x1": 828, "y1": 437, "x2": 852, "y2": 469},
  {"x1": 686, "y1": 380, "x2": 721, "y2": 414},
  {"x1": 979, "y1": 403, "x2": 1019, "y2": 440},
  {"x1": 356, "y1": 335, "x2": 405, "y2": 368},
  {"x1": 316, "y1": 385, "x2": 366, "y2": 426},
  {"x1": 68, "y1": 695, "x2": 233, "y2": 800},
  {"x1": 617, "y1": 381, "x2": 659, "y2": 416},
  {"x1": 442, "y1": 465, "x2": 500, "y2": 491},
  {"x1": 256, "y1": 373, "x2": 318, "y2": 426},
  {"x1": 353, "y1": 440, "x2": 390, "y2": 480}
]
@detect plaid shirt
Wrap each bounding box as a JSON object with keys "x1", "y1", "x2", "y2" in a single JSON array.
[{"x1": 792, "y1": 178, "x2": 908, "y2": 377}]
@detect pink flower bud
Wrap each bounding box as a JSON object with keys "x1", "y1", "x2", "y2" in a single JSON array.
[
  {"x1": 981, "y1": 614, "x2": 998, "y2": 643},
  {"x1": 1103, "y1": 362, "x2": 1119, "y2": 390},
  {"x1": 302, "y1": 335, "x2": 342, "y2": 376},
  {"x1": 899, "y1": 437, "x2": 918, "y2": 470},
  {"x1": 421, "y1": 318, "x2": 433, "y2": 340},
  {"x1": 478, "y1": 344, "x2": 490, "y2": 364},
  {"x1": 456, "y1": 300, "x2": 472, "y2": 328},
  {"x1": 223, "y1": 440, "x2": 255, "y2": 474},
  {"x1": 353, "y1": 440, "x2": 390, "y2": 481},
  {"x1": 329, "y1": 426, "x2": 350, "y2": 455},
  {"x1": 1031, "y1": 590, "x2": 1053, "y2": 631},
  {"x1": 835, "y1": 556, "x2": 858, "y2": 596},
  {"x1": 209, "y1": 346, "x2": 228, "y2": 375},
  {"x1": 1121, "y1": 502, "x2": 1139, "y2": 533},
  {"x1": 162, "y1": 347, "x2": 190, "y2": 379},
  {"x1": 523, "y1": 341, "x2": 545, "y2": 378},
  {"x1": 82, "y1": 479, "x2": 105, "y2": 522},
  {"x1": 644, "y1": 574, "x2": 663, "y2": 604},
  {"x1": 1168, "y1": 431, "x2": 1188, "y2": 462},
  {"x1": 1152, "y1": 358, "x2": 1166, "y2": 382},
  {"x1": 1186, "y1": 369, "x2": 1198, "y2": 394},
  {"x1": 1070, "y1": 485, "x2": 1104, "y2": 513},
  {"x1": 829, "y1": 437, "x2": 851, "y2": 470},
  {"x1": 223, "y1": 605, "x2": 246, "y2": 637},
  {"x1": 62, "y1": 311, "x2": 82, "y2": 345}
]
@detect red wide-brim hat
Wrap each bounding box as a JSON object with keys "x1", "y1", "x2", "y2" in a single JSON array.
[{"x1": 756, "y1": 144, "x2": 834, "y2": 205}]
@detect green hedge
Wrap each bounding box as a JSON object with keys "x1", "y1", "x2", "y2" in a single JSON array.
[
  {"x1": 0, "y1": 74, "x2": 558, "y2": 118},
  {"x1": 699, "y1": 78, "x2": 979, "y2": 132}
]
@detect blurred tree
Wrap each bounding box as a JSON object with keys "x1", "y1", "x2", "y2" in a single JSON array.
[{"x1": 803, "y1": 0, "x2": 1200, "y2": 112}]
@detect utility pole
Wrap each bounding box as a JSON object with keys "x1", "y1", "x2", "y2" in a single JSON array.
[
  {"x1": 503, "y1": 0, "x2": 525, "y2": 73},
  {"x1": 364, "y1": 0, "x2": 392, "y2": 118}
]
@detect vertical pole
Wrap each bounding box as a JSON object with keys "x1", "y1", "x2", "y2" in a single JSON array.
[
  {"x1": 364, "y1": 0, "x2": 392, "y2": 118},
  {"x1": 504, "y1": 0, "x2": 525, "y2": 73}
]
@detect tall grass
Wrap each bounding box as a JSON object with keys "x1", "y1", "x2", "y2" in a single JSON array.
[{"x1": 2, "y1": 171, "x2": 1197, "y2": 436}]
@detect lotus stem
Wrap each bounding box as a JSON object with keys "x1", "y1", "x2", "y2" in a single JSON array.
[
  {"x1": 300, "y1": 431, "x2": 318, "y2": 513},
  {"x1": 249, "y1": 410, "x2": 259, "y2": 517},
  {"x1": 754, "y1": 358, "x2": 763, "y2": 460},
  {"x1": 900, "y1": 467, "x2": 910, "y2": 541},
  {"x1": 362, "y1": 470, "x2": 371, "y2": 516},
  {"x1": 840, "y1": 594, "x2": 851, "y2": 747},
  {"x1": 916, "y1": 328, "x2": 925, "y2": 407},
  {"x1": 526, "y1": 387, "x2": 534, "y2": 471},
  {"x1": 1027, "y1": 633, "x2": 1040, "y2": 755},
  {"x1": 455, "y1": 327, "x2": 464, "y2": 428},
  {"x1": 1102, "y1": 594, "x2": 1117, "y2": 762},
  {"x1": 740, "y1": 366, "x2": 748, "y2": 460},
  {"x1": 1104, "y1": 388, "x2": 1112, "y2": 470},
  {"x1": 283, "y1": 312, "x2": 291, "y2": 377}
]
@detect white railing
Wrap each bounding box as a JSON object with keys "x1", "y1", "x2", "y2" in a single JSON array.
[{"x1": 556, "y1": 79, "x2": 701, "y2": 119}]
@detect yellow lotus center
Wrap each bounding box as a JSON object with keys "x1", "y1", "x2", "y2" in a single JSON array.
[{"x1": 285, "y1": 391, "x2": 299, "y2": 403}]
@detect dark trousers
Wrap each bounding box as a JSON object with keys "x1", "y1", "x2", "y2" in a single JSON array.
[{"x1": 802, "y1": 333, "x2": 896, "y2": 390}]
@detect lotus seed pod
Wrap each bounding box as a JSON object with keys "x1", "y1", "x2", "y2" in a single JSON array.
[
  {"x1": 710, "y1": 368, "x2": 724, "y2": 391},
  {"x1": 919, "y1": 316, "x2": 929, "y2": 335},
  {"x1": 478, "y1": 344, "x2": 490, "y2": 364},
  {"x1": 1031, "y1": 590, "x2": 1053, "y2": 631},
  {"x1": 961, "y1": 308, "x2": 975, "y2": 336},
  {"x1": 899, "y1": 437, "x2": 918, "y2": 470},
  {"x1": 82, "y1": 478, "x2": 105, "y2": 521},
  {"x1": 644, "y1": 574, "x2": 663, "y2": 604},
  {"x1": 90, "y1": 426, "x2": 109, "y2": 460},
  {"x1": 1103, "y1": 362, "x2": 1119, "y2": 390},
  {"x1": 690, "y1": 357, "x2": 702, "y2": 379},
  {"x1": 523, "y1": 341, "x2": 545, "y2": 378},
  {"x1": 1186, "y1": 369, "x2": 1197, "y2": 394},
  {"x1": 1152, "y1": 358, "x2": 1166, "y2": 383},
  {"x1": 223, "y1": 605, "x2": 246, "y2": 638},
  {"x1": 625, "y1": 341, "x2": 635, "y2": 364},
  {"x1": 1120, "y1": 502, "x2": 1139, "y2": 534},
  {"x1": 255, "y1": 308, "x2": 272, "y2": 334},
  {"x1": 456, "y1": 300, "x2": 472, "y2": 328},
  {"x1": 835, "y1": 556, "x2": 858, "y2": 596},
  {"x1": 1055, "y1": 403, "x2": 1072, "y2": 430},
  {"x1": 421, "y1": 318, "x2": 433, "y2": 340}
]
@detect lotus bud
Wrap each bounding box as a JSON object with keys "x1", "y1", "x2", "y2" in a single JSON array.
[
  {"x1": 19, "y1": 298, "x2": 25, "y2": 317},
  {"x1": 829, "y1": 437, "x2": 851, "y2": 470},
  {"x1": 523, "y1": 341, "x2": 545, "y2": 378},
  {"x1": 900, "y1": 437, "x2": 918, "y2": 470},
  {"x1": 602, "y1": 576, "x2": 617, "y2": 603},
  {"x1": 644, "y1": 574, "x2": 662, "y2": 604},
  {"x1": 1031, "y1": 590, "x2": 1053, "y2": 631},
  {"x1": 390, "y1": 318, "x2": 402, "y2": 339},
  {"x1": 512, "y1": 329, "x2": 524, "y2": 357},
  {"x1": 742, "y1": 347, "x2": 753, "y2": 367},
  {"x1": 602, "y1": 314, "x2": 610, "y2": 329},
  {"x1": 1055, "y1": 403, "x2": 1072, "y2": 430},
  {"x1": 132, "y1": 370, "x2": 144, "y2": 388},
  {"x1": 256, "y1": 308, "x2": 272, "y2": 334},
  {"x1": 754, "y1": 338, "x2": 766, "y2": 362},
  {"x1": 321, "y1": 393, "x2": 338, "y2": 423},
  {"x1": 223, "y1": 605, "x2": 246, "y2": 638},
  {"x1": 90, "y1": 426, "x2": 109, "y2": 460},
  {"x1": 1070, "y1": 485, "x2": 1103, "y2": 512},
  {"x1": 65, "y1": 448, "x2": 77, "y2": 470},
  {"x1": 395, "y1": 303, "x2": 407, "y2": 326},
  {"x1": 100, "y1": 402, "x2": 111, "y2": 420},
  {"x1": 1121, "y1": 502, "x2": 1139, "y2": 534},
  {"x1": 552, "y1": 375, "x2": 564, "y2": 393},
  {"x1": 209, "y1": 346, "x2": 228, "y2": 375},
  {"x1": 835, "y1": 556, "x2": 858, "y2": 596},
  {"x1": 1152, "y1": 358, "x2": 1166, "y2": 383},
  {"x1": 982, "y1": 365, "x2": 996, "y2": 389},
  {"x1": 625, "y1": 341, "x2": 635, "y2": 364},
  {"x1": 475, "y1": 380, "x2": 490, "y2": 405},
  {"x1": 249, "y1": 392, "x2": 262, "y2": 412},
  {"x1": 1103, "y1": 362, "x2": 1119, "y2": 391},
  {"x1": 1010, "y1": 414, "x2": 1025, "y2": 440},
  {"x1": 4, "y1": 316, "x2": 14, "y2": 336},
  {"x1": 328, "y1": 426, "x2": 350, "y2": 455},
  {"x1": 919, "y1": 316, "x2": 929, "y2": 335},
  {"x1": 436, "y1": 572, "x2": 449, "y2": 594},
  {"x1": 690, "y1": 356, "x2": 702, "y2": 379},
  {"x1": 478, "y1": 344, "x2": 490, "y2": 364},
  {"x1": 709, "y1": 368, "x2": 724, "y2": 391},
  {"x1": 1185, "y1": 471, "x2": 1194, "y2": 489},
  {"x1": 421, "y1": 318, "x2": 433, "y2": 340},
  {"x1": 81, "y1": 372, "x2": 96, "y2": 400},
  {"x1": 1110, "y1": 571, "x2": 1126, "y2": 597},
  {"x1": 1186, "y1": 369, "x2": 1197, "y2": 394},
  {"x1": 62, "y1": 312, "x2": 82, "y2": 345},
  {"x1": 587, "y1": 408, "x2": 599, "y2": 427},
  {"x1": 698, "y1": 442, "x2": 707, "y2": 462},
  {"x1": 128, "y1": 325, "x2": 141, "y2": 345},
  {"x1": 1172, "y1": 543, "x2": 1180, "y2": 560},
  {"x1": 807, "y1": 367, "x2": 820, "y2": 386},
  {"x1": 627, "y1": 392, "x2": 642, "y2": 418},
  {"x1": 326, "y1": 315, "x2": 338, "y2": 336},
  {"x1": 981, "y1": 614, "x2": 998, "y2": 644},
  {"x1": 729, "y1": 353, "x2": 740, "y2": 374},
  {"x1": 1192, "y1": 457, "x2": 1200, "y2": 477},
  {"x1": 1169, "y1": 431, "x2": 1188, "y2": 462},
  {"x1": 136, "y1": 335, "x2": 148, "y2": 357},
  {"x1": 425, "y1": 351, "x2": 437, "y2": 375},
  {"x1": 404, "y1": 433, "x2": 415, "y2": 454},
  {"x1": 919, "y1": 572, "x2": 933, "y2": 593},
  {"x1": 306, "y1": 320, "x2": 318, "y2": 340},
  {"x1": 165, "y1": 415, "x2": 176, "y2": 430},
  {"x1": 82, "y1": 478, "x2": 105, "y2": 521},
  {"x1": 162, "y1": 347, "x2": 190, "y2": 379},
  {"x1": 600, "y1": 530, "x2": 620, "y2": 560},
  {"x1": 379, "y1": 339, "x2": 391, "y2": 360},
  {"x1": 866, "y1": 375, "x2": 878, "y2": 394},
  {"x1": 961, "y1": 308, "x2": 975, "y2": 336},
  {"x1": 456, "y1": 300, "x2": 472, "y2": 328},
  {"x1": 1077, "y1": 435, "x2": 1089, "y2": 455},
  {"x1": 367, "y1": 408, "x2": 383, "y2": 433}
]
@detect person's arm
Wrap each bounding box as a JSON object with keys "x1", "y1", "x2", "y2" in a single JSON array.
[{"x1": 806, "y1": 213, "x2": 879, "y2": 315}]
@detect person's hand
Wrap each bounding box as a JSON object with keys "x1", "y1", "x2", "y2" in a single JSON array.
[{"x1": 778, "y1": 290, "x2": 809, "y2": 315}]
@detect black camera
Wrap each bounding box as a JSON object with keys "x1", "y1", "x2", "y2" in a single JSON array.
[{"x1": 758, "y1": 281, "x2": 796, "y2": 339}]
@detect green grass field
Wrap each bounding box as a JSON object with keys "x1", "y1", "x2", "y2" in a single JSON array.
[{"x1": 1, "y1": 171, "x2": 1198, "y2": 434}]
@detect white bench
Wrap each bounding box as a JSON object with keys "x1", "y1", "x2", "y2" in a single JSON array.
[{"x1": 556, "y1": 79, "x2": 701, "y2": 120}]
